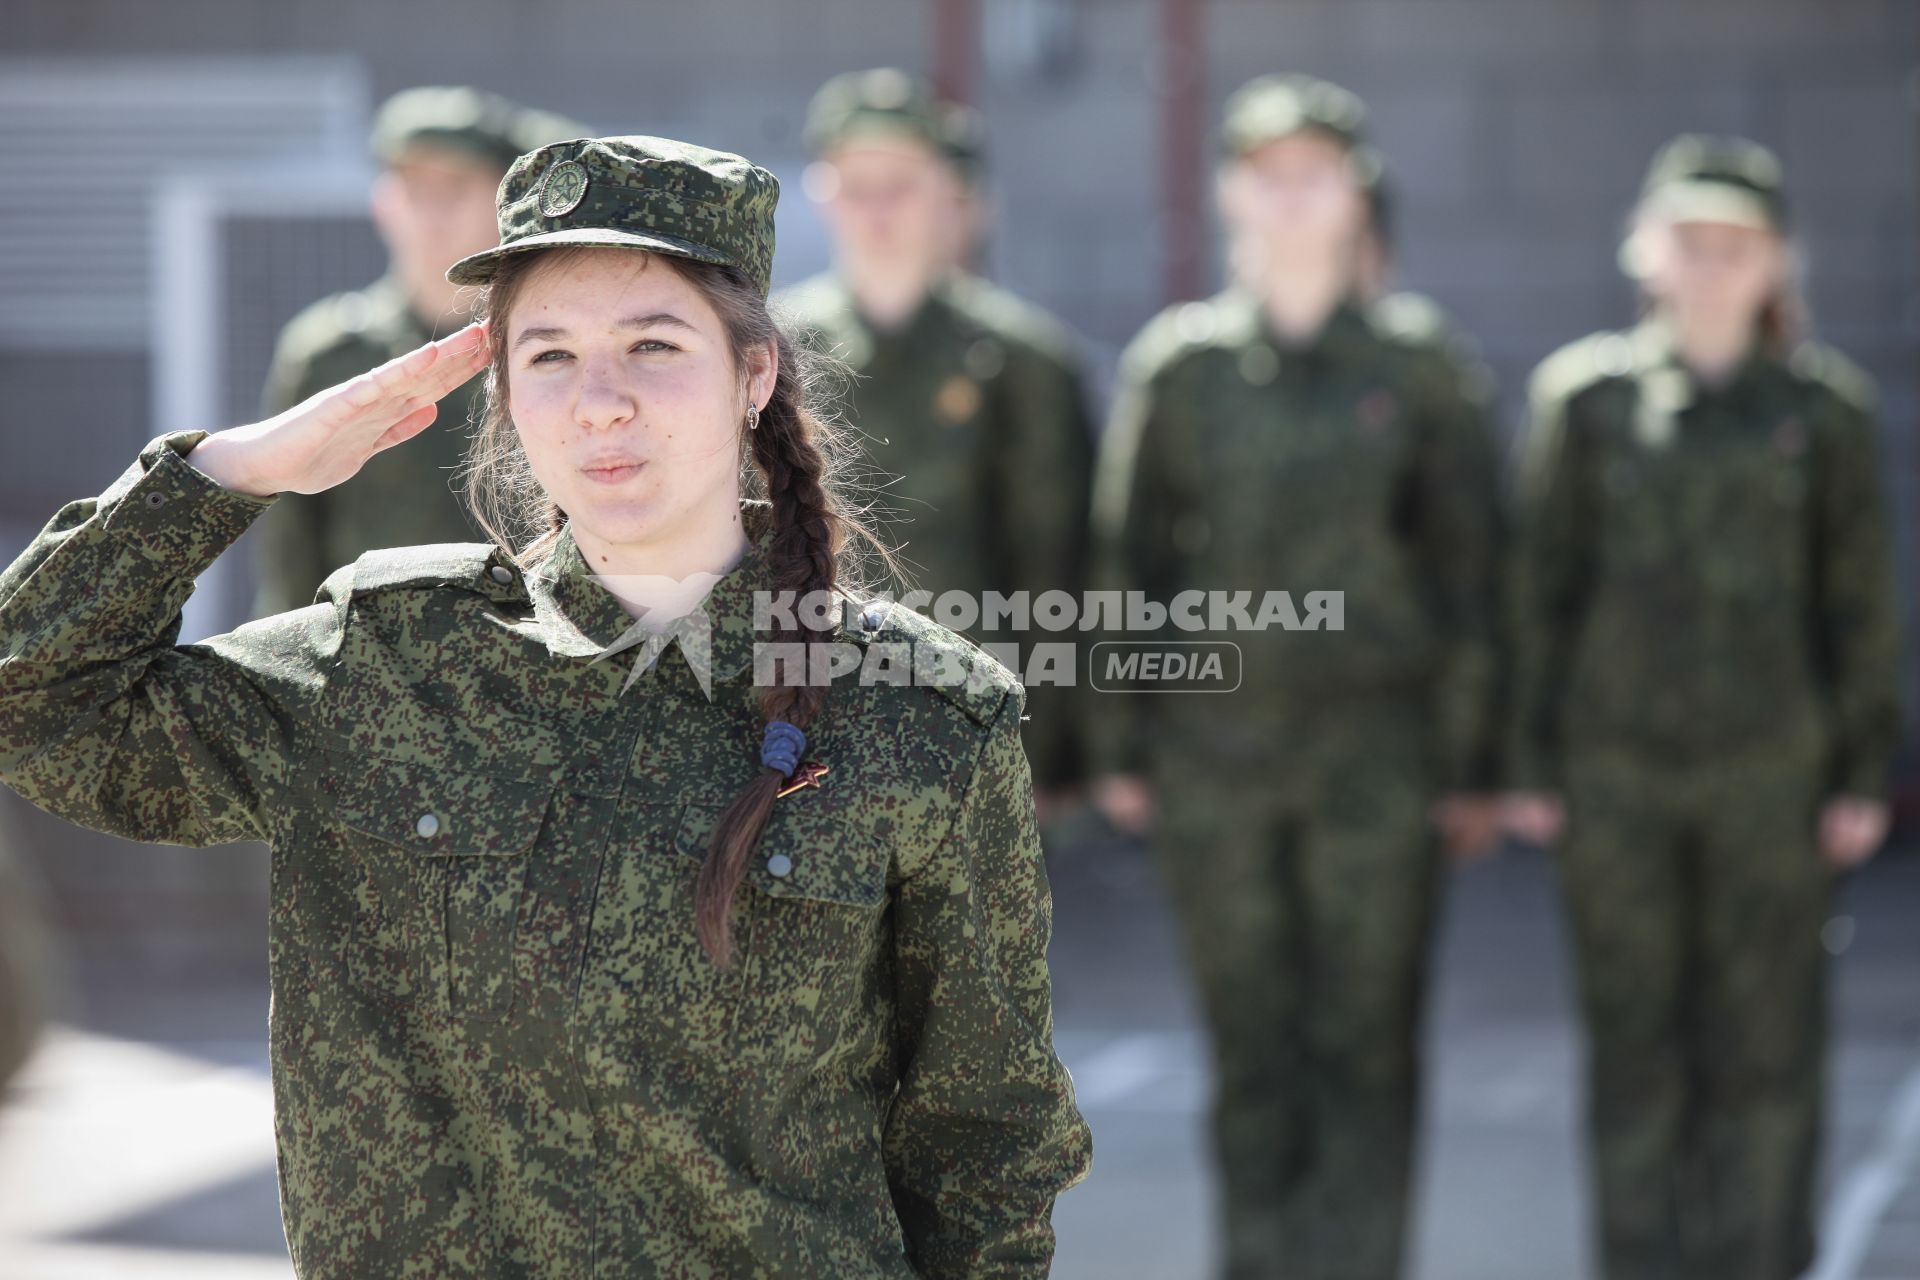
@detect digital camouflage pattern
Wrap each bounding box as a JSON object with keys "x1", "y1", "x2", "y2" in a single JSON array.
[
  {"x1": 1509, "y1": 320, "x2": 1905, "y2": 1280},
  {"x1": 447, "y1": 136, "x2": 780, "y2": 297},
  {"x1": 1089, "y1": 285, "x2": 1503, "y2": 1279},
  {"x1": 369, "y1": 85, "x2": 588, "y2": 174},
  {"x1": 251, "y1": 273, "x2": 488, "y2": 618},
  {"x1": 1507, "y1": 319, "x2": 1902, "y2": 796},
  {"x1": 779, "y1": 269, "x2": 1097, "y2": 792},
  {"x1": 0, "y1": 429, "x2": 1092, "y2": 1278},
  {"x1": 1090, "y1": 285, "x2": 1504, "y2": 787}
]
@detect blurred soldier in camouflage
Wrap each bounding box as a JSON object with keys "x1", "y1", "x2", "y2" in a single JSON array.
[
  {"x1": 778, "y1": 68, "x2": 1096, "y2": 810},
  {"x1": 250, "y1": 85, "x2": 585, "y2": 617},
  {"x1": 1506, "y1": 135, "x2": 1907, "y2": 1280},
  {"x1": 1090, "y1": 74, "x2": 1505, "y2": 1279}
]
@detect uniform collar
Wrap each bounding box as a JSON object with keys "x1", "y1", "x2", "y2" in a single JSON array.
[
  {"x1": 1216, "y1": 285, "x2": 1374, "y2": 361},
  {"x1": 832, "y1": 268, "x2": 966, "y2": 362},
  {"x1": 1628, "y1": 315, "x2": 1778, "y2": 407},
  {"x1": 527, "y1": 503, "x2": 849, "y2": 685}
]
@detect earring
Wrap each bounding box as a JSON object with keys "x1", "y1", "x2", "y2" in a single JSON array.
[{"x1": 746, "y1": 404, "x2": 761, "y2": 432}]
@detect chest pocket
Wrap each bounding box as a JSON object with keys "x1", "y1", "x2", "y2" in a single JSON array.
[
  {"x1": 327, "y1": 757, "x2": 553, "y2": 1020},
  {"x1": 671, "y1": 797, "x2": 891, "y2": 1068}
]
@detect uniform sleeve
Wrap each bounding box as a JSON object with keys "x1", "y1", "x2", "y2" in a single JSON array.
[
  {"x1": 1811, "y1": 392, "x2": 1907, "y2": 799},
  {"x1": 1406, "y1": 351, "x2": 1506, "y2": 791},
  {"x1": 1084, "y1": 358, "x2": 1191, "y2": 779},
  {"x1": 883, "y1": 690, "x2": 1093, "y2": 1278},
  {"x1": 1503, "y1": 373, "x2": 1594, "y2": 793},
  {"x1": 0, "y1": 430, "x2": 343, "y2": 848},
  {"x1": 987, "y1": 344, "x2": 1097, "y2": 791},
  {"x1": 249, "y1": 337, "x2": 337, "y2": 618}
]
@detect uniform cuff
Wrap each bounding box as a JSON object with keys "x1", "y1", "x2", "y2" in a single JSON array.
[{"x1": 99, "y1": 431, "x2": 278, "y2": 574}]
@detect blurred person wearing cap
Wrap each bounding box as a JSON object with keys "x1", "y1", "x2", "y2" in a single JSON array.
[
  {"x1": 0, "y1": 129, "x2": 1090, "y2": 1275},
  {"x1": 1088, "y1": 72, "x2": 1504, "y2": 1279},
  {"x1": 248, "y1": 86, "x2": 586, "y2": 618},
  {"x1": 778, "y1": 68, "x2": 1097, "y2": 820},
  {"x1": 1506, "y1": 135, "x2": 1905, "y2": 1279}
]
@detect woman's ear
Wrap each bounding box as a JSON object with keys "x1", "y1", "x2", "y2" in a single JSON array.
[{"x1": 748, "y1": 336, "x2": 779, "y2": 412}]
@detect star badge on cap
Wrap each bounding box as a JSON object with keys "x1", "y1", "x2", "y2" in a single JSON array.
[{"x1": 539, "y1": 159, "x2": 590, "y2": 217}]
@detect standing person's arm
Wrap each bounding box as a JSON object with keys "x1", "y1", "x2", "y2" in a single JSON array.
[
  {"x1": 883, "y1": 688, "x2": 1093, "y2": 1278},
  {"x1": 1809, "y1": 370, "x2": 1907, "y2": 863},
  {"x1": 1406, "y1": 349, "x2": 1506, "y2": 793},
  {"x1": 1085, "y1": 345, "x2": 1190, "y2": 789},
  {"x1": 1503, "y1": 365, "x2": 1597, "y2": 832},
  {"x1": 0, "y1": 327, "x2": 489, "y2": 848},
  {"x1": 992, "y1": 340, "x2": 1097, "y2": 793}
]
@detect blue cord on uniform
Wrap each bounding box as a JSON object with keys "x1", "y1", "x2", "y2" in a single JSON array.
[{"x1": 761, "y1": 720, "x2": 807, "y2": 778}]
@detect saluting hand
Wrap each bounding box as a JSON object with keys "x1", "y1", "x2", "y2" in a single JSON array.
[{"x1": 186, "y1": 323, "x2": 490, "y2": 499}]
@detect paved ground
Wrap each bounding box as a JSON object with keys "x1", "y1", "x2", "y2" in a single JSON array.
[{"x1": 1, "y1": 831, "x2": 1916, "y2": 1280}]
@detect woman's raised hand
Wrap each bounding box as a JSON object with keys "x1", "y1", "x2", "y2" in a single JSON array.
[{"x1": 185, "y1": 323, "x2": 490, "y2": 499}]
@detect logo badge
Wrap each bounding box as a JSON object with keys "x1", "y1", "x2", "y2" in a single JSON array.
[{"x1": 538, "y1": 159, "x2": 590, "y2": 218}]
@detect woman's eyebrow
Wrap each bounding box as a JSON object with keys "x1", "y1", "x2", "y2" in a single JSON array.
[
  {"x1": 617, "y1": 312, "x2": 699, "y2": 334},
  {"x1": 511, "y1": 313, "x2": 697, "y2": 350}
]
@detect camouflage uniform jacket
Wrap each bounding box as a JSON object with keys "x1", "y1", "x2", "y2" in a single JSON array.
[
  {"x1": 0, "y1": 429, "x2": 1093, "y2": 1278},
  {"x1": 778, "y1": 269, "x2": 1096, "y2": 790},
  {"x1": 1507, "y1": 319, "x2": 1906, "y2": 797},
  {"x1": 1089, "y1": 286, "x2": 1504, "y2": 788}
]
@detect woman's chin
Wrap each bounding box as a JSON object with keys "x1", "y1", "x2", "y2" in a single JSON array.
[{"x1": 566, "y1": 497, "x2": 666, "y2": 549}]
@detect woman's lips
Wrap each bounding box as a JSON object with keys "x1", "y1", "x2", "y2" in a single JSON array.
[{"x1": 581, "y1": 462, "x2": 645, "y2": 484}]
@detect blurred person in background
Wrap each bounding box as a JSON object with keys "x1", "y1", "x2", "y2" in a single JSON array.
[
  {"x1": 778, "y1": 68, "x2": 1097, "y2": 823},
  {"x1": 1505, "y1": 135, "x2": 1906, "y2": 1280},
  {"x1": 1088, "y1": 73, "x2": 1505, "y2": 1280},
  {"x1": 250, "y1": 85, "x2": 585, "y2": 617}
]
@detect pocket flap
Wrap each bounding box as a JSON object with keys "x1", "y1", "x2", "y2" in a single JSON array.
[
  {"x1": 326, "y1": 757, "x2": 553, "y2": 857},
  {"x1": 673, "y1": 800, "x2": 888, "y2": 907}
]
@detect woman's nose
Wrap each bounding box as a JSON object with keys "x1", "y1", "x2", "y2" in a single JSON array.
[{"x1": 574, "y1": 361, "x2": 637, "y2": 431}]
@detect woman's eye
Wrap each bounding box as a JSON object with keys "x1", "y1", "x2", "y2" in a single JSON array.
[
  {"x1": 530, "y1": 349, "x2": 570, "y2": 365},
  {"x1": 632, "y1": 340, "x2": 676, "y2": 354}
]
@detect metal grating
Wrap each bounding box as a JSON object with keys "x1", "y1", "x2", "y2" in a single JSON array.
[{"x1": 0, "y1": 57, "x2": 369, "y2": 350}]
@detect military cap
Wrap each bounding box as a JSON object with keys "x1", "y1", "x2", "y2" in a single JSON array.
[
  {"x1": 804, "y1": 67, "x2": 982, "y2": 176},
  {"x1": 1219, "y1": 73, "x2": 1384, "y2": 187},
  {"x1": 369, "y1": 85, "x2": 588, "y2": 174},
  {"x1": 445, "y1": 135, "x2": 780, "y2": 297},
  {"x1": 1220, "y1": 73, "x2": 1369, "y2": 154},
  {"x1": 1638, "y1": 133, "x2": 1788, "y2": 232}
]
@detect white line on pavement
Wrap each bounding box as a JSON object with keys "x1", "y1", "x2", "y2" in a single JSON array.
[{"x1": 1809, "y1": 1063, "x2": 1920, "y2": 1280}]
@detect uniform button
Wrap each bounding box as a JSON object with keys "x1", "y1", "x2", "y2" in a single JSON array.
[
  {"x1": 144, "y1": 491, "x2": 167, "y2": 507},
  {"x1": 415, "y1": 812, "x2": 440, "y2": 839},
  {"x1": 765, "y1": 853, "x2": 793, "y2": 878},
  {"x1": 488, "y1": 565, "x2": 514, "y2": 585},
  {"x1": 861, "y1": 605, "x2": 885, "y2": 631}
]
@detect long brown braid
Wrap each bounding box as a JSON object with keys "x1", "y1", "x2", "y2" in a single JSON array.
[{"x1": 457, "y1": 247, "x2": 893, "y2": 967}]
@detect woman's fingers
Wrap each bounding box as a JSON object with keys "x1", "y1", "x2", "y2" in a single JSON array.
[
  {"x1": 372, "y1": 402, "x2": 442, "y2": 453},
  {"x1": 330, "y1": 324, "x2": 488, "y2": 438}
]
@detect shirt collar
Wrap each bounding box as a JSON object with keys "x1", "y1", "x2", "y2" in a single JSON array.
[
  {"x1": 1215, "y1": 285, "x2": 1375, "y2": 361},
  {"x1": 527, "y1": 502, "x2": 845, "y2": 683},
  {"x1": 1628, "y1": 315, "x2": 1778, "y2": 406}
]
